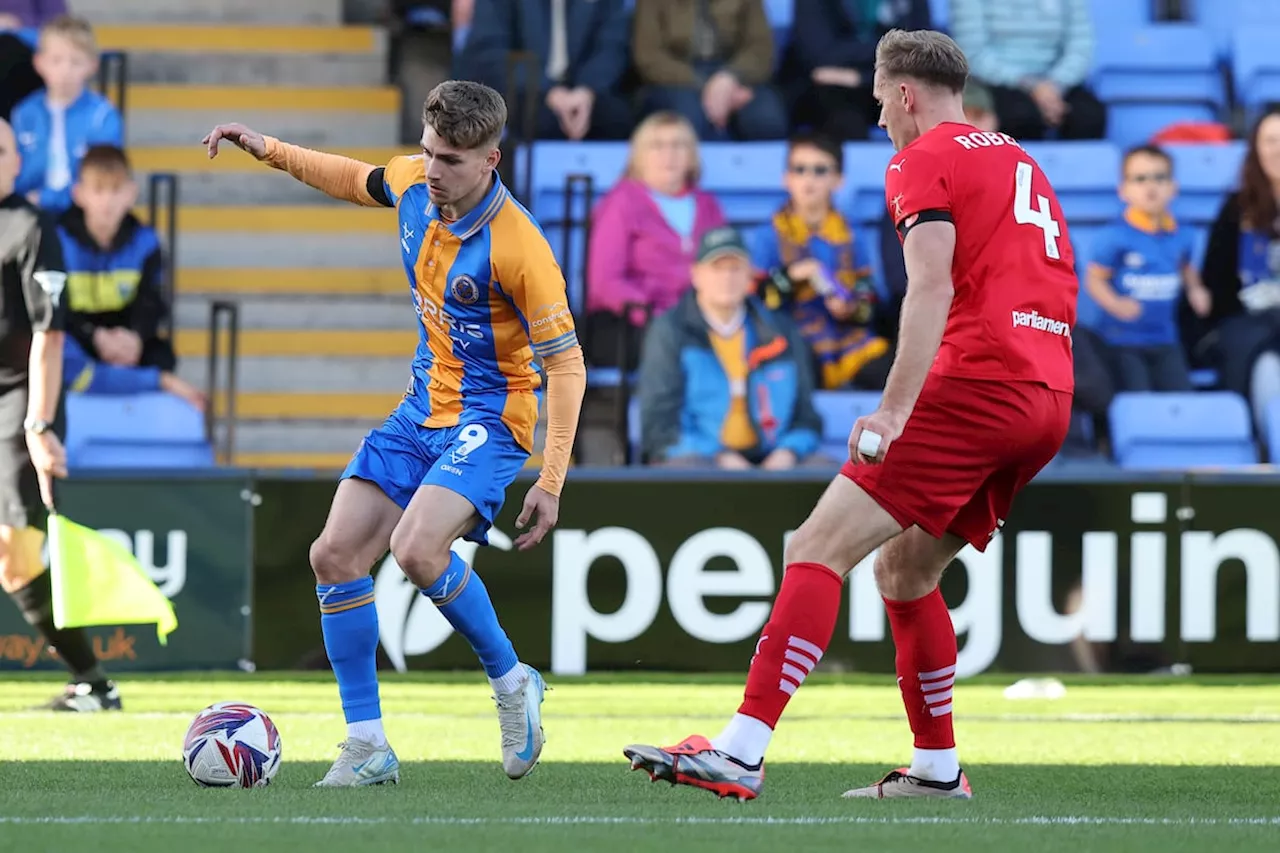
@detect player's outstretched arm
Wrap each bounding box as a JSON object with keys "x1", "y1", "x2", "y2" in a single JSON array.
[
  {"x1": 851, "y1": 220, "x2": 955, "y2": 463},
  {"x1": 202, "y1": 122, "x2": 387, "y2": 208}
]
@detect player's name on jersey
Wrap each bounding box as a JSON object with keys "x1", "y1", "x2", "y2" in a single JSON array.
[{"x1": 951, "y1": 130, "x2": 1026, "y2": 151}]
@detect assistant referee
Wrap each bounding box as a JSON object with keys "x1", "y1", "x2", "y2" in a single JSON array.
[{"x1": 0, "y1": 118, "x2": 119, "y2": 711}]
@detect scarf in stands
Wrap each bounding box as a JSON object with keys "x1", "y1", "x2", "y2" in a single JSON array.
[{"x1": 769, "y1": 205, "x2": 886, "y2": 388}]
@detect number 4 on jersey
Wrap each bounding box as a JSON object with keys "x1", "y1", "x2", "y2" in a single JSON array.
[{"x1": 1014, "y1": 161, "x2": 1061, "y2": 260}]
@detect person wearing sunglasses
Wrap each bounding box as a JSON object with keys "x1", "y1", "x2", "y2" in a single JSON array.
[{"x1": 748, "y1": 131, "x2": 893, "y2": 391}]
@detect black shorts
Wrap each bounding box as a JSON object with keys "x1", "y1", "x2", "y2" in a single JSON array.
[{"x1": 0, "y1": 387, "x2": 59, "y2": 531}]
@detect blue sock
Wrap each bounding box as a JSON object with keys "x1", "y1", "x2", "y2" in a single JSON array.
[
  {"x1": 421, "y1": 552, "x2": 519, "y2": 679},
  {"x1": 317, "y1": 577, "x2": 381, "y2": 724}
]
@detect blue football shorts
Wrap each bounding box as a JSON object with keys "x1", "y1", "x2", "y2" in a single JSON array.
[{"x1": 342, "y1": 406, "x2": 529, "y2": 544}]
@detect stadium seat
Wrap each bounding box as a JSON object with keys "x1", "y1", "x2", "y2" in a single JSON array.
[
  {"x1": 526, "y1": 142, "x2": 628, "y2": 313},
  {"x1": 1093, "y1": 25, "x2": 1224, "y2": 148},
  {"x1": 811, "y1": 390, "x2": 881, "y2": 461},
  {"x1": 1195, "y1": 0, "x2": 1280, "y2": 55},
  {"x1": 1108, "y1": 391, "x2": 1258, "y2": 469},
  {"x1": 1024, "y1": 142, "x2": 1123, "y2": 224},
  {"x1": 762, "y1": 0, "x2": 794, "y2": 28},
  {"x1": 840, "y1": 142, "x2": 895, "y2": 225},
  {"x1": 1167, "y1": 142, "x2": 1244, "y2": 225},
  {"x1": 1232, "y1": 27, "x2": 1280, "y2": 121},
  {"x1": 65, "y1": 393, "x2": 214, "y2": 471},
  {"x1": 628, "y1": 396, "x2": 642, "y2": 464},
  {"x1": 930, "y1": 0, "x2": 950, "y2": 31},
  {"x1": 700, "y1": 142, "x2": 791, "y2": 227},
  {"x1": 1265, "y1": 396, "x2": 1280, "y2": 462}
]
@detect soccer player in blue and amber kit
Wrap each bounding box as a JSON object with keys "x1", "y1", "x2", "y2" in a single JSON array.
[{"x1": 203, "y1": 81, "x2": 586, "y2": 787}]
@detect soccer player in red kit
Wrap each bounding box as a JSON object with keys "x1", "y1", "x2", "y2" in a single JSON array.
[{"x1": 622, "y1": 28, "x2": 1077, "y2": 802}]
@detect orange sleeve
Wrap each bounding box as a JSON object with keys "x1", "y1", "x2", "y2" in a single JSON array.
[
  {"x1": 537, "y1": 345, "x2": 586, "y2": 496},
  {"x1": 262, "y1": 136, "x2": 383, "y2": 207}
]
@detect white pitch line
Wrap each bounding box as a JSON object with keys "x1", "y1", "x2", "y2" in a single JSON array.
[{"x1": 1, "y1": 816, "x2": 1278, "y2": 827}]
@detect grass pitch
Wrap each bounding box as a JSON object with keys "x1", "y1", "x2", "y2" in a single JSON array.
[{"x1": 0, "y1": 672, "x2": 1277, "y2": 852}]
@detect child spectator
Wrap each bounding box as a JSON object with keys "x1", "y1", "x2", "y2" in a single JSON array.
[
  {"x1": 12, "y1": 15, "x2": 121, "y2": 213},
  {"x1": 1086, "y1": 144, "x2": 1212, "y2": 391},
  {"x1": 638, "y1": 227, "x2": 823, "y2": 469},
  {"x1": 749, "y1": 132, "x2": 892, "y2": 390},
  {"x1": 57, "y1": 145, "x2": 176, "y2": 374}
]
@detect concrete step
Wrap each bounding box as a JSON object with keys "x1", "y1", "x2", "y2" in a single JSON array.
[
  {"x1": 222, "y1": 419, "x2": 374, "y2": 454},
  {"x1": 125, "y1": 86, "x2": 400, "y2": 148},
  {"x1": 214, "y1": 391, "x2": 404, "y2": 420},
  {"x1": 150, "y1": 204, "x2": 398, "y2": 268},
  {"x1": 175, "y1": 294, "x2": 416, "y2": 330},
  {"x1": 176, "y1": 267, "x2": 405, "y2": 296},
  {"x1": 131, "y1": 146, "x2": 412, "y2": 206},
  {"x1": 96, "y1": 26, "x2": 387, "y2": 86},
  {"x1": 175, "y1": 328, "x2": 418, "y2": 359},
  {"x1": 72, "y1": 0, "x2": 343, "y2": 25},
  {"x1": 177, "y1": 356, "x2": 410, "y2": 392}
]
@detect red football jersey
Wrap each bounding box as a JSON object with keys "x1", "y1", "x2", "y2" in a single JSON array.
[{"x1": 884, "y1": 122, "x2": 1077, "y2": 392}]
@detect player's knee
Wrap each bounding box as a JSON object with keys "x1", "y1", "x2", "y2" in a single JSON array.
[
  {"x1": 872, "y1": 549, "x2": 936, "y2": 601},
  {"x1": 308, "y1": 534, "x2": 366, "y2": 585},
  {"x1": 387, "y1": 524, "x2": 451, "y2": 588},
  {"x1": 783, "y1": 519, "x2": 846, "y2": 575}
]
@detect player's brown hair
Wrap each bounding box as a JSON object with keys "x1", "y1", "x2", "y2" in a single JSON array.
[
  {"x1": 422, "y1": 80, "x2": 507, "y2": 151},
  {"x1": 874, "y1": 29, "x2": 969, "y2": 94},
  {"x1": 78, "y1": 145, "x2": 132, "y2": 181},
  {"x1": 1238, "y1": 107, "x2": 1280, "y2": 237},
  {"x1": 39, "y1": 15, "x2": 98, "y2": 58}
]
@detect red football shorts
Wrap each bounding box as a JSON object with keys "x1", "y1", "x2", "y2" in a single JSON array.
[{"x1": 842, "y1": 374, "x2": 1071, "y2": 551}]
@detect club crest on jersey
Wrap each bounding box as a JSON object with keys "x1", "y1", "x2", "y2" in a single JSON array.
[{"x1": 450, "y1": 274, "x2": 480, "y2": 305}]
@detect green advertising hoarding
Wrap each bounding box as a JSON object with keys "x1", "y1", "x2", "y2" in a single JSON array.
[{"x1": 0, "y1": 475, "x2": 254, "y2": 672}]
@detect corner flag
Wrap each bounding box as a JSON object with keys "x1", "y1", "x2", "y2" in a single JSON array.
[{"x1": 48, "y1": 513, "x2": 178, "y2": 645}]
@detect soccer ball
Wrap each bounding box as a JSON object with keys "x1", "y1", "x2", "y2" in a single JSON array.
[{"x1": 182, "y1": 701, "x2": 282, "y2": 788}]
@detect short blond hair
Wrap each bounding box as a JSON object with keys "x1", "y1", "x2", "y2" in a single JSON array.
[
  {"x1": 422, "y1": 80, "x2": 507, "y2": 151},
  {"x1": 875, "y1": 29, "x2": 968, "y2": 94},
  {"x1": 39, "y1": 15, "x2": 98, "y2": 58},
  {"x1": 625, "y1": 111, "x2": 701, "y2": 186}
]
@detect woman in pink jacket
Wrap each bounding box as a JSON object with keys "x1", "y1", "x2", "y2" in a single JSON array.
[{"x1": 585, "y1": 111, "x2": 727, "y2": 368}]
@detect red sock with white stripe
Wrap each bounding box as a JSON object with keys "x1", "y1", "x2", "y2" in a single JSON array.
[
  {"x1": 884, "y1": 586, "x2": 961, "y2": 782},
  {"x1": 712, "y1": 562, "x2": 842, "y2": 765}
]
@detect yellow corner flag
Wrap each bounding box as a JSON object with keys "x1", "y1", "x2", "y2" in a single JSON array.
[{"x1": 48, "y1": 513, "x2": 178, "y2": 645}]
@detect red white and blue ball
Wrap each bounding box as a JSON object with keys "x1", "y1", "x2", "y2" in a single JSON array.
[{"x1": 183, "y1": 702, "x2": 282, "y2": 788}]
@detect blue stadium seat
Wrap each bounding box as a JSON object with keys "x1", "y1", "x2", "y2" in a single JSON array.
[
  {"x1": 1232, "y1": 27, "x2": 1280, "y2": 121},
  {"x1": 762, "y1": 0, "x2": 794, "y2": 28},
  {"x1": 1167, "y1": 142, "x2": 1243, "y2": 226},
  {"x1": 65, "y1": 393, "x2": 214, "y2": 471},
  {"x1": 1092, "y1": 24, "x2": 1224, "y2": 148},
  {"x1": 840, "y1": 142, "x2": 895, "y2": 225},
  {"x1": 811, "y1": 390, "x2": 881, "y2": 461},
  {"x1": 700, "y1": 142, "x2": 790, "y2": 227},
  {"x1": 930, "y1": 0, "x2": 950, "y2": 31},
  {"x1": 1067, "y1": 223, "x2": 1104, "y2": 329},
  {"x1": 1195, "y1": 0, "x2": 1280, "y2": 55},
  {"x1": 1265, "y1": 396, "x2": 1280, "y2": 462},
  {"x1": 628, "y1": 396, "x2": 642, "y2": 464},
  {"x1": 1108, "y1": 391, "x2": 1258, "y2": 469},
  {"x1": 526, "y1": 142, "x2": 629, "y2": 313},
  {"x1": 1025, "y1": 142, "x2": 1123, "y2": 224}
]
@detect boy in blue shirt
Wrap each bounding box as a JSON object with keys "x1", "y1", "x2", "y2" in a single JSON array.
[
  {"x1": 749, "y1": 132, "x2": 892, "y2": 390},
  {"x1": 12, "y1": 15, "x2": 121, "y2": 213},
  {"x1": 1086, "y1": 144, "x2": 1212, "y2": 391}
]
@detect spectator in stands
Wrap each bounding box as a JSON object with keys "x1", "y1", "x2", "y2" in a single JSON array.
[
  {"x1": 749, "y1": 132, "x2": 892, "y2": 390},
  {"x1": 951, "y1": 0, "x2": 1106, "y2": 141},
  {"x1": 0, "y1": 0, "x2": 66, "y2": 30},
  {"x1": 963, "y1": 80, "x2": 998, "y2": 132},
  {"x1": 1085, "y1": 145, "x2": 1211, "y2": 391},
  {"x1": 0, "y1": 3, "x2": 61, "y2": 123},
  {"x1": 462, "y1": 0, "x2": 633, "y2": 141},
  {"x1": 12, "y1": 16, "x2": 121, "y2": 214},
  {"x1": 780, "y1": 0, "x2": 932, "y2": 141},
  {"x1": 585, "y1": 111, "x2": 726, "y2": 369},
  {"x1": 632, "y1": 0, "x2": 787, "y2": 141},
  {"x1": 1201, "y1": 108, "x2": 1280, "y2": 430},
  {"x1": 57, "y1": 145, "x2": 177, "y2": 376},
  {"x1": 638, "y1": 226, "x2": 823, "y2": 469},
  {"x1": 63, "y1": 335, "x2": 205, "y2": 412}
]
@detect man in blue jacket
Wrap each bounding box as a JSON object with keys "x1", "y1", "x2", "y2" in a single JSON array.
[
  {"x1": 461, "y1": 0, "x2": 633, "y2": 140},
  {"x1": 638, "y1": 226, "x2": 824, "y2": 469}
]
